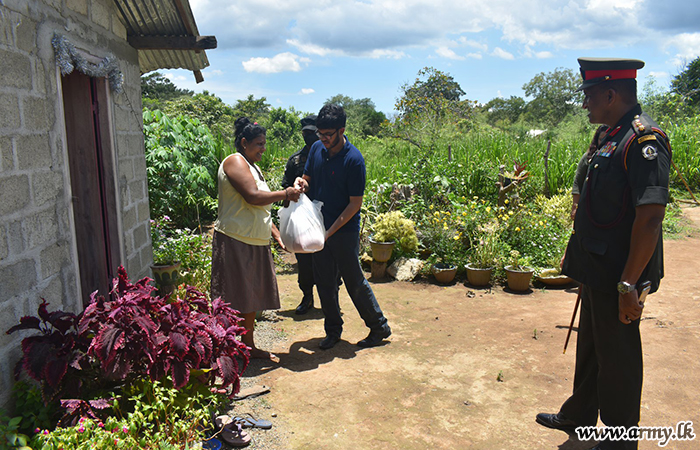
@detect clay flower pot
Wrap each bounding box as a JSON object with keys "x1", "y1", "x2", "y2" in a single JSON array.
[
  {"x1": 432, "y1": 263, "x2": 457, "y2": 284},
  {"x1": 504, "y1": 265, "x2": 534, "y2": 292},
  {"x1": 465, "y1": 263, "x2": 493, "y2": 287},
  {"x1": 150, "y1": 261, "x2": 181, "y2": 296},
  {"x1": 369, "y1": 238, "x2": 395, "y2": 263}
]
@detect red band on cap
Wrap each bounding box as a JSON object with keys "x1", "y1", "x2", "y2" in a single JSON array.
[{"x1": 584, "y1": 69, "x2": 637, "y2": 81}]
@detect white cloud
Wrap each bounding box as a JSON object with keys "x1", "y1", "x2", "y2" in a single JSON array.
[
  {"x1": 458, "y1": 37, "x2": 488, "y2": 52},
  {"x1": 436, "y1": 46, "x2": 465, "y2": 60},
  {"x1": 300, "y1": 88, "x2": 315, "y2": 95},
  {"x1": 241, "y1": 52, "x2": 309, "y2": 74},
  {"x1": 492, "y1": 47, "x2": 515, "y2": 60},
  {"x1": 466, "y1": 52, "x2": 483, "y2": 59},
  {"x1": 665, "y1": 32, "x2": 700, "y2": 67},
  {"x1": 164, "y1": 72, "x2": 188, "y2": 82}
]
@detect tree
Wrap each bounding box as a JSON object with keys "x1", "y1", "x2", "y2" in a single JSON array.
[
  {"x1": 325, "y1": 94, "x2": 387, "y2": 136},
  {"x1": 265, "y1": 107, "x2": 302, "y2": 149},
  {"x1": 483, "y1": 96, "x2": 526, "y2": 126},
  {"x1": 141, "y1": 72, "x2": 193, "y2": 109},
  {"x1": 391, "y1": 67, "x2": 475, "y2": 149},
  {"x1": 522, "y1": 67, "x2": 580, "y2": 127},
  {"x1": 670, "y1": 56, "x2": 700, "y2": 109},
  {"x1": 232, "y1": 95, "x2": 271, "y2": 125},
  {"x1": 161, "y1": 92, "x2": 237, "y2": 145}
]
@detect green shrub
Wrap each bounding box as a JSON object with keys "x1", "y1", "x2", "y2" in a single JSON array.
[{"x1": 143, "y1": 109, "x2": 221, "y2": 230}]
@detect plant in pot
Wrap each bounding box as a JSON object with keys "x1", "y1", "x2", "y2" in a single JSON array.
[
  {"x1": 536, "y1": 254, "x2": 574, "y2": 286},
  {"x1": 369, "y1": 211, "x2": 418, "y2": 263},
  {"x1": 150, "y1": 216, "x2": 182, "y2": 295},
  {"x1": 465, "y1": 226, "x2": 501, "y2": 287},
  {"x1": 428, "y1": 228, "x2": 463, "y2": 284},
  {"x1": 504, "y1": 250, "x2": 534, "y2": 291}
]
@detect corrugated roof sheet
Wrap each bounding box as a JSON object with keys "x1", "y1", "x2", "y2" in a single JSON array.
[{"x1": 113, "y1": 0, "x2": 211, "y2": 77}]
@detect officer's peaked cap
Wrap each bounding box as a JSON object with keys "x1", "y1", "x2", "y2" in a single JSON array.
[
  {"x1": 577, "y1": 57, "x2": 645, "y2": 91},
  {"x1": 300, "y1": 114, "x2": 318, "y2": 132}
]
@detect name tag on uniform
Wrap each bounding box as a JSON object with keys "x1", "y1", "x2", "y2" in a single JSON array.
[{"x1": 596, "y1": 141, "x2": 617, "y2": 158}]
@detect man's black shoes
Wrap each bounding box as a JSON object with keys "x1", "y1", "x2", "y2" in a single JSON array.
[
  {"x1": 295, "y1": 295, "x2": 313, "y2": 315},
  {"x1": 357, "y1": 326, "x2": 392, "y2": 348},
  {"x1": 319, "y1": 335, "x2": 340, "y2": 350},
  {"x1": 535, "y1": 412, "x2": 578, "y2": 432}
]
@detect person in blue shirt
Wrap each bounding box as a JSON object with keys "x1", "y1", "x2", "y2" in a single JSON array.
[{"x1": 295, "y1": 104, "x2": 391, "y2": 350}]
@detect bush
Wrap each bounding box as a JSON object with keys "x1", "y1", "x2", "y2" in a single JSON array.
[{"x1": 143, "y1": 109, "x2": 221, "y2": 230}]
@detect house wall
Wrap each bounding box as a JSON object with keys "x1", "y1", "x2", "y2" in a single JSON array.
[{"x1": 0, "y1": 0, "x2": 152, "y2": 408}]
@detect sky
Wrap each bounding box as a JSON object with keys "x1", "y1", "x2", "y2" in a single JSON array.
[{"x1": 160, "y1": 0, "x2": 700, "y2": 116}]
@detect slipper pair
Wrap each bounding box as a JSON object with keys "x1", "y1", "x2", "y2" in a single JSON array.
[
  {"x1": 216, "y1": 413, "x2": 272, "y2": 430},
  {"x1": 233, "y1": 413, "x2": 272, "y2": 430},
  {"x1": 214, "y1": 416, "x2": 251, "y2": 448}
]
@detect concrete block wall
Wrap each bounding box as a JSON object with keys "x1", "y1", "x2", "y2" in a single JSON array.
[{"x1": 0, "y1": 0, "x2": 152, "y2": 408}]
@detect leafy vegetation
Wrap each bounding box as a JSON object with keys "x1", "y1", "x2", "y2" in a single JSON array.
[{"x1": 6, "y1": 267, "x2": 247, "y2": 448}]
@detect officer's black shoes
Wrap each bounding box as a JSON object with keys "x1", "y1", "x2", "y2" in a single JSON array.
[
  {"x1": 319, "y1": 335, "x2": 340, "y2": 350},
  {"x1": 295, "y1": 295, "x2": 313, "y2": 315},
  {"x1": 535, "y1": 412, "x2": 578, "y2": 432},
  {"x1": 357, "y1": 326, "x2": 392, "y2": 348}
]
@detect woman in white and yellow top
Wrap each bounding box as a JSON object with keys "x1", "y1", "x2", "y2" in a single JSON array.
[{"x1": 211, "y1": 117, "x2": 301, "y2": 360}]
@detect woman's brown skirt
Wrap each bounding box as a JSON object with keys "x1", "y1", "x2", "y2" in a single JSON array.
[{"x1": 210, "y1": 231, "x2": 280, "y2": 314}]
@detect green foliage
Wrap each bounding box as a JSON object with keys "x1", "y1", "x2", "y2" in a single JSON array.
[
  {"x1": 12, "y1": 381, "x2": 58, "y2": 437},
  {"x1": 325, "y1": 94, "x2": 387, "y2": 136},
  {"x1": 482, "y1": 95, "x2": 527, "y2": 127},
  {"x1": 161, "y1": 92, "x2": 237, "y2": 147},
  {"x1": 232, "y1": 94, "x2": 271, "y2": 124},
  {"x1": 370, "y1": 211, "x2": 418, "y2": 255},
  {"x1": 670, "y1": 56, "x2": 700, "y2": 110},
  {"x1": 1, "y1": 409, "x2": 32, "y2": 450},
  {"x1": 141, "y1": 72, "x2": 193, "y2": 111},
  {"x1": 522, "y1": 67, "x2": 581, "y2": 127},
  {"x1": 143, "y1": 109, "x2": 220, "y2": 230},
  {"x1": 31, "y1": 378, "x2": 225, "y2": 449},
  {"x1": 390, "y1": 67, "x2": 476, "y2": 150},
  {"x1": 266, "y1": 107, "x2": 303, "y2": 149}
]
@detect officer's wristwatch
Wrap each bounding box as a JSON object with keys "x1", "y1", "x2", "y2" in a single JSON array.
[{"x1": 617, "y1": 281, "x2": 636, "y2": 294}]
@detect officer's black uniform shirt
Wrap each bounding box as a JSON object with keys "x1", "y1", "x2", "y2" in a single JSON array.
[
  {"x1": 281, "y1": 145, "x2": 311, "y2": 189},
  {"x1": 562, "y1": 105, "x2": 671, "y2": 293}
]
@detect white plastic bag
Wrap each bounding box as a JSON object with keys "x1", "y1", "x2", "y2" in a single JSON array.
[{"x1": 278, "y1": 194, "x2": 325, "y2": 253}]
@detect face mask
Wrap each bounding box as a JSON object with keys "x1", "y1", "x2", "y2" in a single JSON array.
[{"x1": 304, "y1": 133, "x2": 319, "y2": 147}]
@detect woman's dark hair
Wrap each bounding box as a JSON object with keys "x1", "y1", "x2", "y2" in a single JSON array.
[
  {"x1": 234, "y1": 117, "x2": 266, "y2": 151},
  {"x1": 316, "y1": 104, "x2": 346, "y2": 130}
]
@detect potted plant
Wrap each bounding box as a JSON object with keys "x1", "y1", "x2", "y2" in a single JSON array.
[
  {"x1": 535, "y1": 255, "x2": 574, "y2": 286},
  {"x1": 150, "y1": 216, "x2": 181, "y2": 296},
  {"x1": 504, "y1": 250, "x2": 534, "y2": 291},
  {"x1": 369, "y1": 211, "x2": 418, "y2": 263},
  {"x1": 465, "y1": 225, "x2": 501, "y2": 287},
  {"x1": 428, "y1": 228, "x2": 462, "y2": 284}
]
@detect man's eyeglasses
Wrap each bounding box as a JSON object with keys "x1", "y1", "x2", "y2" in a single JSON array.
[{"x1": 316, "y1": 129, "x2": 339, "y2": 139}]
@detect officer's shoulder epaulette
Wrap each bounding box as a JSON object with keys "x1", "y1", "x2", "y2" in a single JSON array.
[{"x1": 631, "y1": 114, "x2": 654, "y2": 137}]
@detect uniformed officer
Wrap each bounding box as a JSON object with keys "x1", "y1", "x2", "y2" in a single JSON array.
[
  {"x1": 536, "y1": 58, "x2": 671, "y2": 450},
  {"x1": 282, "y1": 115, "x2": 320, "y2": 314}
]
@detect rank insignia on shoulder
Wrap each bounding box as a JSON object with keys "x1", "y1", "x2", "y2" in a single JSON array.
[
  {"x1": 641, "y1": 144, "x2": 658, "y2": 160},
  {"x1": 632, "y1": 115, "x2": 646, "y2": 134},
  {"x1": 637, "y1": 134, "x2": 657, "y2": 144}
]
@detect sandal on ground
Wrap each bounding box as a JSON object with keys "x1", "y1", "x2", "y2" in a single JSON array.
[
  {"x1": 220, "y1": 422, "x2": 251, "y2": 447},
  {"x1": 233, "y1": 413, "x2": 273, "y2": 429}
]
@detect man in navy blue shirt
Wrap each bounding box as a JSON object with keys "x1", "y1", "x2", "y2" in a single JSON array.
[{"x1": 295, "y1": 104, "x2": 391, "y2": 350}]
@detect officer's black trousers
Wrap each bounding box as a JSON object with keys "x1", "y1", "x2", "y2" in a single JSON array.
[
  {"x1": 560, "y1": 284, "x2": 643, "y2": 450},
  {"x1": 296, "y1": 252, "x2": 315, "y2": 298}
]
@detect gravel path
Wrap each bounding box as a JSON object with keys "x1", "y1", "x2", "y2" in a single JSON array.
[{"x1": 218, "y1": 311, "x2": 292, "y2": 449}]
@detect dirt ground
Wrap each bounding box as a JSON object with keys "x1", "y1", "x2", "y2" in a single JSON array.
[{"x1": 231, "y1": 206, "x2": 700, "y2": 450}]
